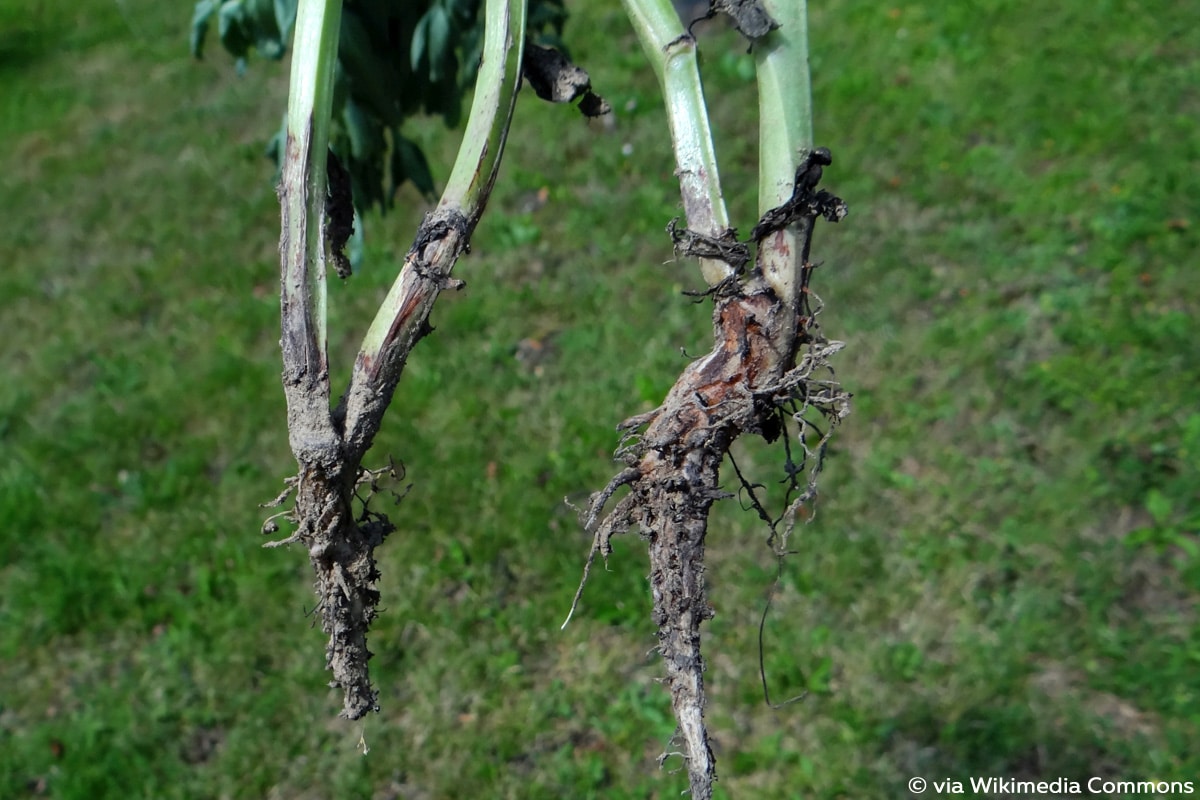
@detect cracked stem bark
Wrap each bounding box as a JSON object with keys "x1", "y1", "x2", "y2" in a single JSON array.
[{"x1": 612, "y1": 2, "x2": 820, "y2": 797}]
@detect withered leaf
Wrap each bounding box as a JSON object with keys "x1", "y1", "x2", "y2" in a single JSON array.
[
  {"x1": 522, "y1": 43, "x2": 611, "y2": 118},
  {"x1": 708, "y1": 0, "x2": 779, "y2": 40}
]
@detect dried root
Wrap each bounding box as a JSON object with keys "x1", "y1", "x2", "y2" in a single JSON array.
[
  {"x1": 260, "y1": 461, "x2": 405, "y2": 719},
  {"x1": 568, "y1": 152, "x2": 850, "y2": 799}
]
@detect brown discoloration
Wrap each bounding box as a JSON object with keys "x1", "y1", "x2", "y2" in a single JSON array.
[
  {"x1": 577, "y1": 289, "x2": 794, "y2": 800},
  {"x1": 571, "y1": 151, "x2": 850, "y2": 797},
  {"x1": 276, "y1": 154, "x2": 473, "y2": 718},
  {"x1": 271, "y1": 1, "x2": 526, "y2": 722},
  {"x1": 295, "y1": 464, "x2": 387, "y2": 719},
  {"x1": 278, "y1": 124, "x2": 381, "y2": 711},
  {"x1": 338, "y1": 209, "x2": 468, "y2": 452},
  {"x1": 690, "y1": 0, "x2": 778, "y2": 40},
  {"x1": 668, "y1": 218, "x2": 750, "y2": 276},
  {"x1": 750, "y1": 148, "x2": 847, "y2": 243},
  {"x1": 769, "y1": 228, "x2": 791, "y2": 258},
  {"x1": 384, "y1": 281, "x2": 425, "y2": 359},
  {"x1": 279, "y1": 125, "x2": 329, "y2": 388}
]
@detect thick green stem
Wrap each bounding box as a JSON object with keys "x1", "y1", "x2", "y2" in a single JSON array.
[
  {"x1": 356, "y1": 0, "x2": 524, "y2": 367},
  {"x1": 621, "y1": 0, "x2": 734, "y2": 287},
  {"x1": 756, "y1": 0, "x2": 814, "y2": 310},
  {"x1": 437, "y1": 0, "x2": 525, "y2": 226}
]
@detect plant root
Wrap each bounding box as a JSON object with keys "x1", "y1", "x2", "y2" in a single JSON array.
[
  {"x1": 576, "y1": 287, "x2": 808, "y2": 799},
  {"x1": 262, "y1": 464, "x2": 399, "y2": 719},
  {"x1": 571, "y1": 150, "x2": 849, "y2": 797}
]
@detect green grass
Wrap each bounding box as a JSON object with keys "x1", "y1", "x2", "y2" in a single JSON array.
[{"x1": 1, "y1": 0, "x2": 1197, "y2": 797}]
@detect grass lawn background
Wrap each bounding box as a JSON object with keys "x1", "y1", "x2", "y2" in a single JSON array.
[{"x1": 1, "y1": 0, "x2": 1196, "y2": 797}]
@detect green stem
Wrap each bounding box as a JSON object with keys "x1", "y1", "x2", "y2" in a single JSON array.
[
  {"x1": 340, "y1": 0, "x2": 525, "y2": 451},
  {"x1": 621, "y1": 0, "x2": 734, "y2": 287},
  {"x1": 755, "y1": 0, "x2": 814, "y2": 309},
  {"x1": 438, "y1": 0, "x2": 525, "y2": 225},
  {"x1": 357, "y1": 0, "x2": 525, "y2": 364}
]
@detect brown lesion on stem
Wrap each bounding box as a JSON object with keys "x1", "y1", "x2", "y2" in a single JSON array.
[
  {"x1": 279, "y1": 125, "x2": 331, "y2": 399},
  {"x1": 269, "y1": 0, "x2": 527, "y2": 723},
  {"x1": 337, "y1": 208, "x2": 469, "y2": 459},
  {"x1": 576, "y1": 289, "x2": 789, "y2": 800}
]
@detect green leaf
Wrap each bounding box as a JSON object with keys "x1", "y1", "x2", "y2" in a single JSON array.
[
  {"x1": 342, "y1": 98, "x2": 375, "y2": 161},
  {"x1": 805, "y1": 656, "x2": 834, "y2": 694},
  {"x1": 392, "y1": 134, "x2": 436, "y2": 200},
  {"x1": 264, "y1": 114, "x2": 287, "y2": 176},
  {"x1": 246, "y1": 0, "x2": 285, "y2": 60},
  {"x1": 217, "y1": 0, "x2": 252, "y2": 60},
  {"x1": 426, "y1": 4, "x2": 451, "y2": 83},
  {"x1": 210, "y1": 0, "x2": 285, "y2": 61},
  {"x1": 1175, "y1": 535, "x2": 1199, "y2": 560},
  {"x1": 189, "y1": 0, "x2": 221, "y2": 59},
  {"x1": 195, "y1": 0, "x2": 518, "y2": 242},
  {"x1": 410, "y1": 13, "x2": 429, "y2": 74},
  {"x1": 335, "y1": 98, "x2": 388, "y2": 213},
  {"x1": 431, "y1": 74, "x2": 462, "y2": 128},
  {"x1": 528, "y1": 0, "x2": 567, "y2": 37},
  {"x1": 1145, "y1": 488, "x2": 1173, "y2": 526},
  {"x1": 339, "y1": 11, "x2": 403, "y2": 125},
  {"x1": 1125, "y1": 526, "x2": 1158, "y2": 549},
  {"x1": 273, "y1": 0, "x2": 298, "y2": 42}
]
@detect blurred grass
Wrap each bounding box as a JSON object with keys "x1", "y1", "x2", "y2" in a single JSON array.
[{"x1": 1, "y1": 0, "x2": 1197, "y2": 798}]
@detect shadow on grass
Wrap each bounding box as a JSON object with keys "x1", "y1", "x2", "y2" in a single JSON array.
[
  {"x1": 0, "y1": 24, "x2": 55, "y2": 75},
  {"x1": 876, "y1": 688, "x2": 1168, "y2": 791}
]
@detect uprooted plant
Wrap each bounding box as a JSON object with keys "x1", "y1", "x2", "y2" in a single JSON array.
[
  {"x1": 196, "y1": 0, "x2": 849, "y2": 793},
  {"x1": 195, "y1": 0, "x2": 601, "y2": 720},
  {"x1": 558, "y1": 2, "x2": 850, "y2": 796}
]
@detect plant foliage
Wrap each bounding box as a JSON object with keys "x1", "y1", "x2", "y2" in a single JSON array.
[{"x1": 191, "y1": 0, "x2": 567, "y2": 213}]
